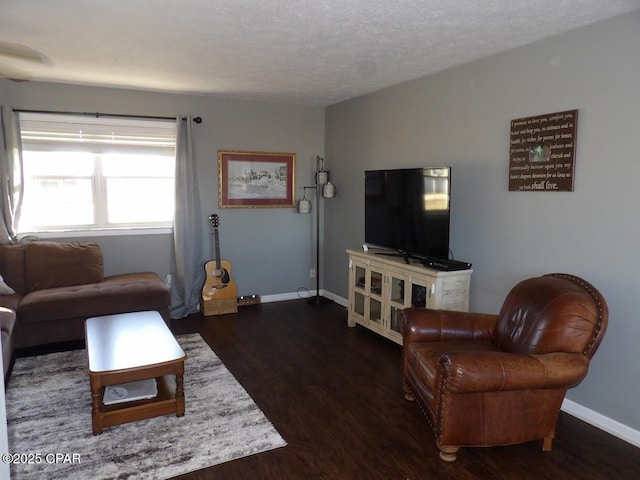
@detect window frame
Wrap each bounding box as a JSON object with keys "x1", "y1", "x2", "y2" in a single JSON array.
[{"x1": 18, "y1": 113, "x2": 177, "y2": 235}]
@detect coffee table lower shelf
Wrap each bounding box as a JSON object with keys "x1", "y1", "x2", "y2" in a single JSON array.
[{"x1": 91, "y1": 374, "x2": 184, "y2": 435}]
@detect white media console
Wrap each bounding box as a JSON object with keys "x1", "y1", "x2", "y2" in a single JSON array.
[{"x1": 346, "y1": 248, "x2": 472, "y2": 345}]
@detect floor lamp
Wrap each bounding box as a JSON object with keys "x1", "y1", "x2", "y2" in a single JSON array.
[{"x1": 296, "y1": 156, "x2": 336, "y2": 304}]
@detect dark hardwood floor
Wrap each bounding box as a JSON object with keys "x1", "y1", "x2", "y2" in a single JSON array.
[{"x1": 165, "y1": 299, "x2": 639, "y2": 480}]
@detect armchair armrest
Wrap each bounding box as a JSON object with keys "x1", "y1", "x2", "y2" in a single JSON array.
[
  {"x1": 439, "y1": 351, "x2": 589, "y2": 393},
  {"x1": 400, "y1": 308, "x2": 498, "y2": 344}
]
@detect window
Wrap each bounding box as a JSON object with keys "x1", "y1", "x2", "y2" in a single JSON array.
[{"x1": 18, "y1": 113, "x2": 176, "y2": 233}]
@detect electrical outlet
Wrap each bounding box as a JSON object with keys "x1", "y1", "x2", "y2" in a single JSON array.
[{"x1": 310, "y1": 268, "x2": 316, "y2": 278}]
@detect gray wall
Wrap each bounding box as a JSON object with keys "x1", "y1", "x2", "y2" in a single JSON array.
[
  {"x1": 324, "y1": 12, "x2": 640, "y2": 431},
  {"x1": 0, "y1": 81, "x2": 325, "y2": 297},
  {"x1": 1, "y1": 10, "x2": 638, "y2": 437}
]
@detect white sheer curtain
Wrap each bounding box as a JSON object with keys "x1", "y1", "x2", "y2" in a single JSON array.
[
  {"x1": 170, "y1": 116, "x2": 205, "y2": 319},
  {"x1": 0, "y1": 106, "x2": 23, "y2": 244}
]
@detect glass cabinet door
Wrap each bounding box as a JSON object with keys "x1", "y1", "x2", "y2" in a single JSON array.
[
  {"x1": 350, "y1": 262, "x2": 385, "y2": 327},
  {"x1": 389, "y1": 306, "x2": 402, "y2": 335},
  {"x1": 389, "y1": 275, "x2": 405, "y2": 305},
  {"x1": 388, "y1": 275, "x2": 432, "y2": 340},
  {"x1": 410, "y1": 282, "x2": 428, "y2": 308},
  {"x1": 388, "y1": 273, "x2": 408, "y2": 338},
  {"x1": 368, "y1": 268, "x2": 384, "y2": 326},
  {"x1": 352, "y1": 264, "x2": 367, "y2": 318}
]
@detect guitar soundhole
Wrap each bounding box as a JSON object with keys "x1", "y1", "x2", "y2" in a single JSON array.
[{"x1": 214, "y1": 268, "x2": 231, "y2": 284}]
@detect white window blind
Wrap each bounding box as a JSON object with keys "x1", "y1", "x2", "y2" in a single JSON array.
[{"x1": 19, "y1": 113, "x2": 176, "y2": 154}]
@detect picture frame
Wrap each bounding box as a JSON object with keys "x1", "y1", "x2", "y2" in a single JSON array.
[
  {"x1": 508, "y1": 109, "x2": 578, "y2": 192},
  {"x1": 218, "y1": 150, "x2": 295, "y2": 208}
]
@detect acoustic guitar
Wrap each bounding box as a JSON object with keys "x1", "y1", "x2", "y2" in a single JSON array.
[{"x1": 201, "y1": 214, "x2": 238, "y2": 315}]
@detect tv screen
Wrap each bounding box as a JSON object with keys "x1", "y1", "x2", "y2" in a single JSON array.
[{"x1": 364, "y1": 167, "x2": 450, "y2": 259}]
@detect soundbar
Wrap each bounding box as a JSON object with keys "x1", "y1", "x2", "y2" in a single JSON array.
[
  {"x1": 420, "y1": 256, "x2": 472, "y2": 271},
  {"x1": 373, "y1": 249, "x2": 472, "y2": 271}
]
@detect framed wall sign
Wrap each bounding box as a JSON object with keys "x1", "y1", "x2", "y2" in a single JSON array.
[
  {"x1": 508, "y1": 109, "x2": 578, "y2": 192},
  {"x1": 218, "y1": 150, "x2": 295, "y2": 208}
]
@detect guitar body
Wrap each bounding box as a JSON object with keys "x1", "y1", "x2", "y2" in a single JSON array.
[
  {"x1": 202, "y1": 259, "x2": 238, "y2": 301},
  {"x1": 201, "y1": 214, "x2": 238, "y2": 316}
]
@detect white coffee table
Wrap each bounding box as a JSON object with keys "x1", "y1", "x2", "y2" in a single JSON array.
[{"x1": 85, "y1": 311, "x2": 186, "y2": 435}]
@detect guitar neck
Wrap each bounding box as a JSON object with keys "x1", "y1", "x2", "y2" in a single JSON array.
[{"x1": 213, "y1": 227, "x2": 222, "y2": 270}]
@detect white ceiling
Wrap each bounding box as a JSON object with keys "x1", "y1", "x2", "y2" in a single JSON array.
[{"x1": 1, "y1": 0, "x2": 639, "y2": 106}]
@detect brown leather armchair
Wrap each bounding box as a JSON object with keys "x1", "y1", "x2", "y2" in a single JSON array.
[{"x1": 400, "y1": 273, "x2": 608, "y2": 462}]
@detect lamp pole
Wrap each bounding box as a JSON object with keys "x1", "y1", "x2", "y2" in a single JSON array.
[
  {"x1": 297, "y1": 156, "x2": 335, "y2": 305},
  {"x1": 308, "y1": 181, "x2": 329, "y2": 304}
]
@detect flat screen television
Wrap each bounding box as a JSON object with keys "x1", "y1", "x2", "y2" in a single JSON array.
[{"x1": 364, "y1": 167, "x2": 451, "y2": 260}]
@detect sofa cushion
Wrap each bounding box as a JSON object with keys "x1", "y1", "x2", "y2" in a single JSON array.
[
  {"x1": 24, "y1": 241, "x2": 104, "y2": 293},
  {"x1": 0, "y1": 244, "x2": 26, "y2": 294},
  {"x1": 17, "y1": 272, "x2": 170, "y2": 323}
]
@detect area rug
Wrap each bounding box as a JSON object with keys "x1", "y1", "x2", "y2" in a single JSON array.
[{"x1": 6, "y1": 333, "x2": 286, "y2": 479}]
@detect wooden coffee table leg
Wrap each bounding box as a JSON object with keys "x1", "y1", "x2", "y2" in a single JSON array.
[
  {"x1": 176, "y1": 361, "x2": 185, "y2": 417},
  {"x1": 89, "y1": 375, "x2": 104, "y2": 435}
]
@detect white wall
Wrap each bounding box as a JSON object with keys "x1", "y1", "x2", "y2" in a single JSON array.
[
  {"x1": 324, "y1": 12, "x2": 640, "y2": 432},
  {"x1": 0, "y1": 81, "x2": 325, "y2": 301}
]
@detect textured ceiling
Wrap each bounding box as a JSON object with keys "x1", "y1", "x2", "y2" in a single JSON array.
[{"x1": 1, "y1": 0, "x2": 639, "y2": 106}]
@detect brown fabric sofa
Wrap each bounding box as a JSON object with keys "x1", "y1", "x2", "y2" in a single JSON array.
[
  {"x1": 400, "y1": 273, "x2": 608, "y2": 462},
  {"x1": 0, "y1": 241, "x2": 170, "y2": 351}
]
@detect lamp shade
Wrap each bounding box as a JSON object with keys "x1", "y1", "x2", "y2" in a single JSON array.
[
  {"x1": 297, "y1": 197, "x2": 312, "y2": 214},
  {"x1": 316, "y1": 169, "x2": 329, "y2": 186},
  {"x1": 322, "y1": 182, "x2": 336, "y2": 198}
]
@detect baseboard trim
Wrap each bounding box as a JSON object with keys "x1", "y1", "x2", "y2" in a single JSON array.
[
  {"x1": 261, "y1": 290, "x2": 348, "y2": 306},
  {"x1": 260, "y1": 291, "x2": 316, "y2": 303},
  {"x1": 321, "y1": 290, "x2": 348, "y2": 307},
  {"x1": 561, "y1": 399, "x2": 640, "y2": 448}
]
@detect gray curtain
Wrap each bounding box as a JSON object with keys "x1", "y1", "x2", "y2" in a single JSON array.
[
  {"x1": 170, "y1": 116, "x2": 205, "y2": 319},
  {"x1": 0, "y1": 106, "x2": 23, "y2": 244}
]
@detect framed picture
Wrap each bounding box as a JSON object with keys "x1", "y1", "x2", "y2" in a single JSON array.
[
  {"x1": 508, "y1": 109, "x2": 578, "y2": 192},
  {"x1": 218, "y1": 150, "x2": 295, "y2": 208}
]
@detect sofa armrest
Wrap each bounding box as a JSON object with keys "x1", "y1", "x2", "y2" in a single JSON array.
[
  {"x1": 0, "y1": 306, "x2": 16, "y2": 335},
  {"x1": 400, "y1": 308, "x2": 498, "y2": 344},
  {"x1": 0, "y1": 293, "x2": 21, "y2": 312},
  {"x1": 439, "y1": 351, "x2": 589, "y2": 393}
]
